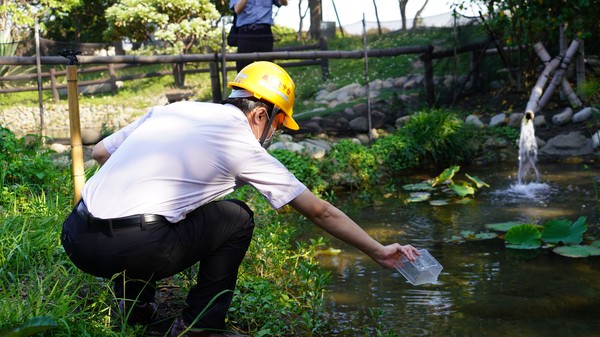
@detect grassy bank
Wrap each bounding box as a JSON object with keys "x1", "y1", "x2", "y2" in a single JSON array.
[{"x1": 0, "y1": 105, "x2": 483, "y2": 336}]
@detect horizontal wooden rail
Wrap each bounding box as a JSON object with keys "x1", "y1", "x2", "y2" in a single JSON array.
[{"x1": 0, "y1": 45, "x2": 433, "y2": 66}]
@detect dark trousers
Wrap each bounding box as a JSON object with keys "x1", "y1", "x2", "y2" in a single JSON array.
[
  {"x1": 236, "y1": 25, "x2": 274, "y2": 72},
  {"x1": 61, "y1": 199, "x2": 255, "y2": 330}
]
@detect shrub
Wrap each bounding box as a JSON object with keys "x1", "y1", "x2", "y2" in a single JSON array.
[{"x1": 396, "y1": 109, "x2": 480, "y2": 168}]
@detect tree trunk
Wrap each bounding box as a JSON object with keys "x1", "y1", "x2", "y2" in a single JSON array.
[
  {"x1": 372, "y1": 0, "x2": 382, "y2": 35},
  {"x1": 412, "y1": 0, "x2": 429, "y2": 30},
  {"x1": 398, "y1": 0, "x2": 408, "y2": 31},
  {"x1": 297, "y1": 0, "x2": 310, "y2": 40},
  {"x1": 309, "y1": 0, "x2": 322, "y2": 40}
]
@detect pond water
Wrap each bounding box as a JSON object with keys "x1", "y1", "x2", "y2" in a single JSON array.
[{"x1": 311, "y1": 162, "x2": 600, "y2": 336}]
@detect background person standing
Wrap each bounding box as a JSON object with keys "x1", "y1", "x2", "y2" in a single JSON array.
[{"x1": 230, "y1": 0, "x2": 287, "y2": 72}]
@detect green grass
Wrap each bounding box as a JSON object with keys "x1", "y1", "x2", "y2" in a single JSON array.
[{"x1": 0, "y1": 102, "x2": 491, "y2": 335}]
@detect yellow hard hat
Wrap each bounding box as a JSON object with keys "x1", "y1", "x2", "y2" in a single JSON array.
[{"x1": 228, "y1": 61, "x2": 299, "y2": 130}]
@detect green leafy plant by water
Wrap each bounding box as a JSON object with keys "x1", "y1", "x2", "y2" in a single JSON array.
[{"x1": 402, "y1": 166, "x2": 489, "y2": 204}]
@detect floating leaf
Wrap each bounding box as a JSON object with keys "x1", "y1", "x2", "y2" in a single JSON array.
[
  {"x1": 485, "y1": 221, "x2": 526, "y2": 232},
  {"x1": 0, "y1": 316, "x2": 58, "y2": 337},
  {"x1": 431, "y1": 166, "x2": 460, "y2": 187},
  {"x1": 449, "y1": 181, "x2": 475, "y2": 197},
  {"x1": 460, "y1": 231, "x2": 498, "y2": 241},
  {"x1": 454, "y1": 197, "x2": 473, "y2": 204},
  {"x1": 474, "y1": 232, "x2": 498, "y2": 240},
  {"x1": 429, "y1": 199, "x2": 449, "y2": 206},
  {"x1": 315, "y1": 247, "x2": 342, "y2": 256},
  {"x1": 446, "y1": 235, "x2": 465, "y2": 243},
  {"x1": 402, "y1": 182, "x2": 434, "y2": 191},
  {"x1": 505, "y1": 224, "x2": 542, "y2": 249},
  {"x1": 541, "y1": 216, "x2": 587, "y2": 245},
  {"x1": 465, "y1": 173, "x2": 490, "y2": 188},
  {"x1": 591, "y1": 240, "x2": 600, "y2": 248},
  {"x1": 460, "y1": 230, "x2": 475, "y2": 237},
  {"x1": 553, "y1": 245, "x2": 600, "y2": 258},
  {"x1": 406, "y1": 192, "x2": 430, "y2": 203}
]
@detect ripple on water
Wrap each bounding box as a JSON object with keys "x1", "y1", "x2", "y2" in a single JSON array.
[{"x1": 490, "y1": 181, "x2": 557, "y2": 205}]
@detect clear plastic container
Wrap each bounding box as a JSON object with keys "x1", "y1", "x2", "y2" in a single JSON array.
[{"x1": 394, "y1": 249, "x2": 442, "y2": 285}]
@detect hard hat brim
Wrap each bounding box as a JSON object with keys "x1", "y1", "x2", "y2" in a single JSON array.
[{"x1": 283, "y1": 115, "x2": 299, "y2": 130}]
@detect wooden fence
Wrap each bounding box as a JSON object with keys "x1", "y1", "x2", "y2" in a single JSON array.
[{"x1": 0, "y1": 39, "x2": 500, "y2": 106}]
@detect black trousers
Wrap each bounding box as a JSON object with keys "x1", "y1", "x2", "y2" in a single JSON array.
[
  {"x1": 236, "y1": 25, "x2": 274, "y2": 72},
  {"x1": 61, "y1": 199, "x2": 255, "y2": 330}
]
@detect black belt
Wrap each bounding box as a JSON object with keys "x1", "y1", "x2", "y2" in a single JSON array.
[
  {"x1": 76, "y1": 201, "x2": 167, "y2": 234},
  {"x1": 238, "y1": 23, "x2": 271, "y2": 31}
]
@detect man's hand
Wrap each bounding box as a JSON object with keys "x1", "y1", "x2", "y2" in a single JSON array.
[{"x1": 371, "y1": 243, "x2": 420, "y2": 269}]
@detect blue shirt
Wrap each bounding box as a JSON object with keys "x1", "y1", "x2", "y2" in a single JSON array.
[{"x1": 230, "y1": 0, "x2": 281, "y2": 27}]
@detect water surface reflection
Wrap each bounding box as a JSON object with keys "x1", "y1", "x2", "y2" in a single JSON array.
[{"x1": 313, "y1": 163, "x2": 600, "y2": 336}]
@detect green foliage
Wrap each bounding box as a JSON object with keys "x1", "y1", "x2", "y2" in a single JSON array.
[
  {"x1": 397, "y1": 109, "x2": 480, "y2": 167},
  {"x1": 270, "y1": 149, "x2": 328, "y2": 196},
  {"x1": 44, "y1": 0, "x2": 117, "y2": 43},
  {"x1": 402, "y1": 166, "x2": 489, "y2": 203},
  {"x1": 577, "y1": 77, "x2": 600, "y2": 106},
  {"x1": 0, "y1": 127, "x2": 68, "y2": 195},
  {"x1": 230, "y1": 217, "x2": 330, "y2": 335},
  {"x1": 324, "y1": 140, "x2": 381, "y2": 189},
  {"x1": 104, "y1": 0, "x2": 221, "y2": 54},
  {"x1": 0, "y1": 316, "x2": 58, "y2": 337},
  {"x1": 486, "y1": 126, "x2": 520, "y2": 144},
  {"x1": 0, "y1": 0, "x2": 80, "y2": 39}
]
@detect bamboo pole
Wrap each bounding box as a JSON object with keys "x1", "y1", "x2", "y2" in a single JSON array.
[
  {"x1": 533, "y1": 41, "x2": 582, "y2": 110},
  {"x1": 34, "y1": 18, "x2": 45, "y2": 138},
  {"x1": 537, "y1": 40, "x2": 581, "y2": 111},
  {"x1": 362, "y1": 14, "x2": 372, "y2": 143},
  {"x1": 66, "y1": 64, "x2": 85, "y2": 205}
]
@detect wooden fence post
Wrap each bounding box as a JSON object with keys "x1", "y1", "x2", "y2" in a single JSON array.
[
  {"x1": 319, "y1": 37, "x2": 329, "y2": 80},
  {"x1": 422, "y1": 46, "x2": 434, "y2": 107},
  {"x1": 173, "y1": 63, "x2": 185, "y2": 87},
  {"x1": 108, "y1": 64, "x2": 118, "y2": 95},
  {"x1": 209, "y1": 58, "x2": 222, "y2": 103},
  {"x1": 49, "y1": 68, "x2": 60, "y2": 102}
]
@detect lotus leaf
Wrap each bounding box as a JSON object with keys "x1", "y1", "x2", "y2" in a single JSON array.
[
  {"x1": 402, "y1": 183, "x2": 435, "y2": 191},
  {"x1": 406, "y1": 192, "x2": 430, "y2": 203},
  {"x1": 431, "y1": 165, "x2": 460, "y2": 187},
  {"x1": 553, "y1": 245, "x2": 600, "y2": 258},
  {"x1": 485, "y1": 221, "x2": 527, "y2": 232},
  {"x1": 541, "y1": 216, "x2": 587, "y2": 245},
  {"x1": 505, "y1": 224, "x2": 542, "y2": 249},
  {"x1": 465, "y1": 173, "x2": 490, "y2": 188},
  {"x1": 449, "y1": 181, "x2": 475, "y2": 197},
  {"x1": 429, "y1": 199, "x2": 449, "y2": 206}
]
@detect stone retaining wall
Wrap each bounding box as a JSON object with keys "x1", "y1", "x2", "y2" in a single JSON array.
[{"x1": 0, "y1": 103, "x2": 145, "y2": 138}]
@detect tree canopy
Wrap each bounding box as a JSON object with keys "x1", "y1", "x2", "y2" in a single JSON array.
[
  {"x1": 104, "y1": 0, "x2": 221, "y2": 54},
  {"x1": 0, "y1": 0, "x2": 80, "y2": 40}
]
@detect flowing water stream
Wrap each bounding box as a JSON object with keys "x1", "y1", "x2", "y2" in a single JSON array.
[{"x1": 309, "y1": 162, "x2": 599, "y2": 336}]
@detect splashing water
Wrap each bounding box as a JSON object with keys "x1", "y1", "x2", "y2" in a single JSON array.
[{"x1": 517, "y1": 116, "x2": 540, "y2": 184}]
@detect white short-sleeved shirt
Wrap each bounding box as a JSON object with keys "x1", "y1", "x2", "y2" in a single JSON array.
[{"x1": 81, "y1": 101, "x2": 306, "y2": 223}]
